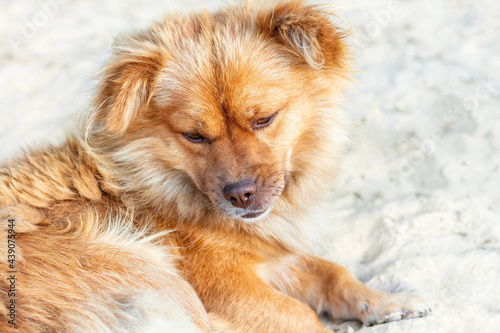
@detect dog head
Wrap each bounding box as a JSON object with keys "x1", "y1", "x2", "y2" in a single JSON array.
[{"x1": 87, "y1": 1, "x2": 349, "y2": 223}]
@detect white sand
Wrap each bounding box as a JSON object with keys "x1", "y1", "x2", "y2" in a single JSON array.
[{"x1": 1, "y1": 0, "x2": 499, "y2": 332}]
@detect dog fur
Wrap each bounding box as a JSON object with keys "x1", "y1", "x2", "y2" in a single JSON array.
[{"x1": 0, "y1": 1, "x2": 430, "y2": 332}]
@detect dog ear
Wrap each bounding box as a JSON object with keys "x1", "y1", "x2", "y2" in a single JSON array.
[
  {"x1": 257, "y1": 1, "x2": 348, "y2": 69},
  {"x1": 92, "y1": 35, "x2": 164, "y2": 133}
]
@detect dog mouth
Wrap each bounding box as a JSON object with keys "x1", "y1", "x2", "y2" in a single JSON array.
[
  {"x1": 238, "y1": 206, "x2": 272, "y2": 222},
  {"x1": 202, "y1": 177, "x2": 285, "y2": 222},
  {"x1": 241, "y1": 209, "x2": 267, "y2": 219}
]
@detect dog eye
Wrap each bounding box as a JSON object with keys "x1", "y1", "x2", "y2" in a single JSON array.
[
  {"x1": 183, "y1": 132, "x2": 205, "y2": 143},
  {"x1": 253, "y1": 112, "x2": 278, "y2": 130}
]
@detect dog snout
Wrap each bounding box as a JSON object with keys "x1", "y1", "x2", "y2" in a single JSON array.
[{"x1": 223, "y1": 180, "x2": 256, "y2": 209}]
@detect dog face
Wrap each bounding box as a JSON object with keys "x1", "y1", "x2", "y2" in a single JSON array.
[
  {"x1": 88, "y1": 2, "x2": 348, "y2": 222},
  {"x1": 156, "y1": 45, "x2": 293, "y2": 220}
]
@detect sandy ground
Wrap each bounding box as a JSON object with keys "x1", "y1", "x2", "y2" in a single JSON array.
[{"x1": 1, "y1": 0, "x2": 499, "y2": 332}]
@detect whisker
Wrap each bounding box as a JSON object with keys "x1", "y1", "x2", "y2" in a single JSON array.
[{"x1": 274, "y1": 169, "x2": 335, "y2": 192}]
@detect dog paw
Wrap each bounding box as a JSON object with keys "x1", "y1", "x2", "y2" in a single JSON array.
[{"x1": 358, "y1": 292, "x2": 431, "y2": 326}]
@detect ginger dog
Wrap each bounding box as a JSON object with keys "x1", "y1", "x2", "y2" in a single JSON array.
[{"x1": 0, "y1": 1, "x2": 430, "y2": 332}]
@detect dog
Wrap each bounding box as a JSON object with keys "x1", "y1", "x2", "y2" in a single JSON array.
[{"x1": 0, "y1": 1, "x2": 431, "y2": 332}]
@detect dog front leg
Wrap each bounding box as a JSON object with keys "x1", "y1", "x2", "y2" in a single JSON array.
[
  {"x1": 259, "y1": 255, "x2": 431, "y2": 326},
  {"x1": 188, "y1": 264, "x2": 330, "y2": 333}
]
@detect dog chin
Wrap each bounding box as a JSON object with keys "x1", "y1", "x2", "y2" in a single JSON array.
[{"x1": 237, "y1": 206, "x2": 272, "y2": 223}]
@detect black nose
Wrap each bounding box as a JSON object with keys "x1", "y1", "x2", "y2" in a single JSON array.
[{"x1": 223, "y1": 180, "x2": 256, "y2": 209}]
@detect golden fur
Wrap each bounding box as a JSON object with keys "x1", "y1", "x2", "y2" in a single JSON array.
[{"x1": 0, "y1": 1, "x2": 430, "y2": 332}]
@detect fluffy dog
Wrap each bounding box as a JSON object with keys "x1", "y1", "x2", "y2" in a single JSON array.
[{"x1": 0, "y1": 1, "x2": 430, "y2": 332}]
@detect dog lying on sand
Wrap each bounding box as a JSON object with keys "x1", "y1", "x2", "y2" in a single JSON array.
[{"x1": 0, "y1": 1, "x2": 430, "y2": 332}]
